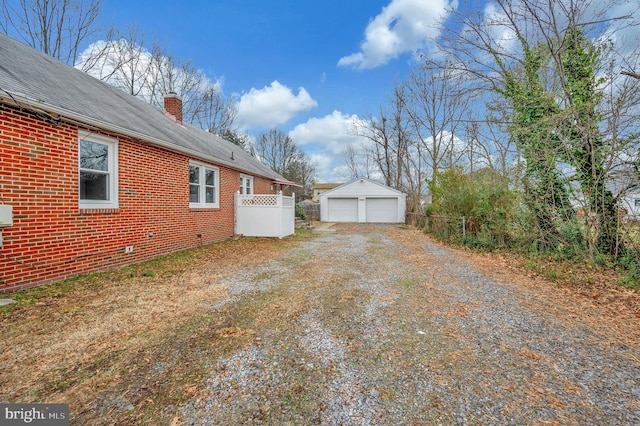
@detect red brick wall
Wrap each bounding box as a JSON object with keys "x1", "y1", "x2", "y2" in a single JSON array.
[
  {"x1": 0, "y1": 105, "x2": 276, "y2": 292},
  {"x1": 253, "y1": 177, "x2": 275, "y2": 194}
]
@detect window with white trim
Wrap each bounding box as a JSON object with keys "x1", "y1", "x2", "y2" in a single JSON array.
[
  {"x1": 240, "y1": 175, "x2": 253, "y2": 195},
  {"x1": 79, "y1": 131, "x2": 118, "y2": 209},
  {"x1": 189, "y1": 162, "x2": 219, "y2": 208}
]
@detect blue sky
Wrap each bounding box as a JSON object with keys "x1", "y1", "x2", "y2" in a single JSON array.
[{"x1": 90, "y1": 0, "x2": 453, "y2": 182}]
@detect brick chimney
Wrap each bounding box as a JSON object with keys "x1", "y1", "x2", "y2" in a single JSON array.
[{"x1": 164, "y1": 92, "x2": 183, "y2": 124}]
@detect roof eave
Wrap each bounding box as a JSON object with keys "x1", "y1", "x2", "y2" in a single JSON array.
[
  {"x1": 1, "y1": 92, "x2": 277, "y2": 180},
  {"x1": 272, "y1": 178, "x2": 304, "y2": 188}
]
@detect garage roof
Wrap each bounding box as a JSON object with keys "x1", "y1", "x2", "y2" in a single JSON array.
[{"x1": 319, "y1": 178, "x2": 406, "y2": 198}]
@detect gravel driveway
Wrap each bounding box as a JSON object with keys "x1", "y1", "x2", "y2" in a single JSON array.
[{"x1": 177, "y1": 224, "x2": 639, "y2": 425}]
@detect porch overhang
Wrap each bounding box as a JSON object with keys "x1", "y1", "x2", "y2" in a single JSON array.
[{"x1": 272, "y1": 178, "x2": 304, "y2": 188}]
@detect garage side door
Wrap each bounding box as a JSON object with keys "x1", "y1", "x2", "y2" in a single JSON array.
[
  {"x1": 366, "y1": 198, "x2": 398, "y2": 223},
  {"x1": 327, "y1": 198, "x2": 358, "y2": 222}
]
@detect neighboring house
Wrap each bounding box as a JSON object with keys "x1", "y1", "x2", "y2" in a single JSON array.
[
  {"x1": 0, "y1": 33, "x2": 295, "y2": 292},
  {"x1": 621, "y1": 192, "x2": 640, "y2": 219},
  {"x1": 311, "y1": 182, "x2": 341, "y2": 202},
  {"x1": 320, "y1": 178, "x2": 406, "y2": 223},
  {"x1": 606, "y1": 170, "x2": 640, "y2": 219}
]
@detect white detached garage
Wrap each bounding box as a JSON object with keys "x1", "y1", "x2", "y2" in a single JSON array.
[{"x1": 319, "y1": 178, "x2": 406, "y2": 223}]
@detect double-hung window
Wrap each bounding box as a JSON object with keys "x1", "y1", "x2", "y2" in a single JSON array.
[
  {"x1": 189, "y1": 162, "x2": 219, "y2": 208},
  {"x1": 79, "y1": 131, "x2": 118, "y2": 209},
  {"x1": 239, "y1": 175, "x2": 253, "y2": 195}
]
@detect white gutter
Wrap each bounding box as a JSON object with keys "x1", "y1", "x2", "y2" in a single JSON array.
[{"x1": 1, "y1": 92, "x2": 278, "y2": 180}]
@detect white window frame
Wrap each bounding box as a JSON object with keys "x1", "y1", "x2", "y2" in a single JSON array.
[
  {"x1": 78, "y1": 131, "x2": 118, "y2": 209},
  {"x1": 189, "y1": 162, "x2": 220, "y2": 208},
  {"x1": 240, "y1": 174, "x2": 254, "y2": 195}
]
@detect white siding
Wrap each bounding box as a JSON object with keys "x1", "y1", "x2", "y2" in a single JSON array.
[
  {"x1": 324, "y1": 179, "x2": 400, "y2": 197},
  {"x1": 235, "y1": 193, "x2": 295, "y2": 238},
  {"x1": 327, "y1": 198, "x2": 358, "y2": 222},
  {"x1": 320, "y1": 178, "x2": 407, "y2": 223},
  {"x1": 366, "y1": 198, "x2": 399, "y2": 223}
]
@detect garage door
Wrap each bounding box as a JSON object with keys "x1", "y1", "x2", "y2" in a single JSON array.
[
  {"x1": 327, "y1": 198, "x2": 358, "y2": 222},
  {"x1": 366, "y1": 198, "x2": 398, "y2": 223}
]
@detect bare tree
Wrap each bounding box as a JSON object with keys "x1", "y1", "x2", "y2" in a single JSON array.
[
  {"x1": 151, "y1": 54, "x2": 208, "y2": 123},
  {"x1": 287, "y1": 151, "x2": 316, "y2": 199},
  {"x1": 388, "y1": 83, "x2": 427, "y2": 212},
  {"x1": 254, "y1": 128, "x2": 315, "y2": 195},
  {"x1": 190, "y1": 84, "x2": 238, "y2": 136},
  {"x1": 350, "y1": 108, "x2": 396, "y2": 187},
  {"x1": 349, "y1": 85, "x2": 430, "y2": 212},
  {"x1": 340, "y1": 142, "x2": 375, "y2": 180},
  {"x1": 405, "y1": 60, "x2": 471, "y2": 180},
  {"x1": 0, "y1": 0, "x2": 102, "y2": 65},
  {"x1": 341, "y1": 143, "x2": 362, "y2": 180},
  {"x1": 77, "y1": 31, "x2": 238, "y2": 135},
  {"x1": 76, "y1": 28, "x2": 158, "y2": 97},
  {"x1": 461, "y1": 96, "x2": 522, "y2": 182},
  {"x1": 255, "y1": 129, "x2": 298, "y2": 174}
]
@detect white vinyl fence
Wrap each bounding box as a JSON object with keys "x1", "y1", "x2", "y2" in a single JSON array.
[{"x1": 235, "y1": 192, "x2": 295, "y2": 238}]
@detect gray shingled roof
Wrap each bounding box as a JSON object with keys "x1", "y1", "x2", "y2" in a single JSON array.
[{"x1": 0, "y1": 33, "x2": 284, "y2": 181}]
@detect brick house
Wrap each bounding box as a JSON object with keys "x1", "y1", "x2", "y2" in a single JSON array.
[{"x1": 0, "y1": 33, "x2": 294, "y2": 292}]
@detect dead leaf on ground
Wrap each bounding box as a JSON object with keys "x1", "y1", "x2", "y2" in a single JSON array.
[{"x1": 214, "y1": 327, "x2": 256, "y2": 338}]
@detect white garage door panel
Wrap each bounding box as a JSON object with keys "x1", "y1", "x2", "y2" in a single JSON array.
[
  {"x1": 366, "y1": 198, "x2": 398, "y2": 223},
  {"x1": 328, "y1": 198, "x2": 358, "y2": 222}
]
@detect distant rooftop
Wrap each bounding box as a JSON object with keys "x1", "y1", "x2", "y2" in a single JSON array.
[{"x1": 313, "y1": 183, "x2": 342, "y2": 189}]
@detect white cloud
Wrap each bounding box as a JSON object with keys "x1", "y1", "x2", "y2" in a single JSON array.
[
  {"x1": 309, "y1": 153, "x2": 334, "y2": 175},
  {"x1": 603, "y1": 2, "x2": 640, "y2": 58},
  {"x1": 289, "y1": 110, "x2": 362, "y2": 151},
  {"x1": 289, "y1": 110, "x2": 369, "y2": 181},
  {"x1": 338, "y1": 0, "x2": 454, "y2": 69},
  {"x1": 481, "y1": 2, "x2": 518, "y2": 56},
  {"x1": 236, "y1": 80, "x2": 318, "y2": 130}
]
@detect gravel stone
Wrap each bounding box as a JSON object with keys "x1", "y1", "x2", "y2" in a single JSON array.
[{"x1": 178, "y1": 224, "x2": 640, "y2": 425}]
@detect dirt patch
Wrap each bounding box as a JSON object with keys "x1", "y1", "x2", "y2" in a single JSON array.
[
  {"x1": 0, "y1": 234, "x2": 309, "y2": 420},
  {"x1": 419, "y1": 235, "x2": 640, "y2": 347}
]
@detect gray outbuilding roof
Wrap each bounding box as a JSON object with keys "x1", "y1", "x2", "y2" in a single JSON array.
[{"x1": 0, "y1": 33, "x2": 285, "y2": 181}]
